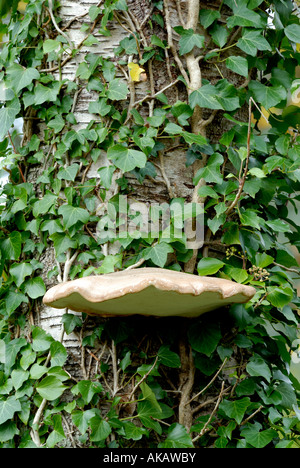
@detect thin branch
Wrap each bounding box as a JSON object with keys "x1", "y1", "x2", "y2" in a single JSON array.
[
  {"x1": 132, "y1": 79, "x2": 179, "y2": 108},
  {"x1": 164, "y1": 0, "x2": 190, "y2": 85},
  {"x1": 225, "y1": 98, "x2": 252, "y2": 215},
  {"x1": 192, "y1": 381, "x2": 226, "y2": 443},
  {"x1": 128, "y1": 356, "x2": 159, "y2": 402},
  {"x1": 187, "y1": 358, "x2": 228, "y2": 406}
]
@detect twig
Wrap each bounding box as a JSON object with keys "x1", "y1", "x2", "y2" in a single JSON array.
[
  {"x1": 128, "y1": 356, "x2": 159, "y2": 402},
  {"x1": 155, "y1": 151, "x2": 175, "y2": 199},
  {"x1": 111, "y1": 340, "x2": 119, "y2": 396},
  {"x1": 132, "y1": 79, "x2": 179, "y2": 108},
  {"x1": 187, "y1": 358, "x2": 228, "y2": 406},
  {"x1": 48, "y1": 0, "x2": 74, "y2": 49},
  {"x1": 7, "y1": 131, "x2": 26, "y2": 183},
  {"x1": 192, "y1": 381, "x2": 226, "y2": 442},
  {"x1": 225, "y1": 98, "x2": 252, "y2": 215},
  {"x1": 240, "y1": 405, "x2": 263, "y2": 426},
  {"x1": 273, "y1": 262, "x2": 300, "y2": 274},
  {"x1": 164, "y1": 0, "x2": 190, "y2": 85}
]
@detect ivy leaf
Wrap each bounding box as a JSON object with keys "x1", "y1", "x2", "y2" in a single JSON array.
[
  {"x1": 239, "y1": 209, "x2": 261, "y2": 230},
  {"x1": 6, "y1": 64, "x2": 40, "y2": 94},
  {"x1": 246, "y1": 355, "x2": 272, "y2": 382},
  {"x1": 58, "y1": 204, "x2": 90, "y2": 229},
  {"x1": 199, "y1": 9, "x2": 221, "y2": 28},
  {"x1": 190, "y1": 83, "x2": 223, "y2": 110},
  {"x1": 158, "y1": 423, "x2": 194, "y2": 448},
  {"x1": 0, "y1": 396, "x2": 21, "y2": 425},
  {"x1": 226, "y1": 56, "x2": 248, "y2": 77},
  {"x1": 157, "y1": 345, "x2": 181, "y2": 368},
  {"x1": 248, "y1": 81, "x2": 287, "y2": 110},
  {"x1": 0, "y1": 98, "x2": 21, "y2": 140},
  {"x1": 241, "y1": 423, "x2": 277, "y2": 448},
  {"x1": 49, "y1": 233, "x2": 78, "y2": 257},
  {"x1": 107, "y1": 145, "x2": 147, "y2": 172},
  {"x1": 237, "y1": 29, "x2": 272, "y2": 56},
  {"x1": 90, "y1": 415, "x2": 112, "y2": 441},
  {"x1": 142, "y1": 242, "x2": 174, "y2": 268},
  {"x1": 227, "y1": 5, "x2": 265, "y2": 28},
  {"x1": 188, "y1": 321, "x2": 221, "y2": 356},
  {"x1": 9, "y1": 262, "x2": 34, "y2": 288},
  {"x1": 284, "y1": 24, "x2": 300, "y2": 43},
  {"x1": 107, "y1": 78, "x2": 128, "y2": 100},
  {"x1": 219, "y1": 397, "x2": 251, "y2": 425},
  {"x1": 72, "y1": 380, "x2": 103, "y2": 405},
  {"x1": 33, "y1": 82, "x2": 61, "y2": 105},
  {"x1": 197, "y1": 257, "x2": 224, "y2": 276},
  {"x1": 62, "y1": 313, "x2": 82, "y2": 335},
  {"x1": 194, "y1": 153, "x2": 224, "y2": 185},
  {"x1": 36, "y1": 376, "x2": 68, "y2": 401},
  {"x1": 46, "y1": 414, "x2": 66, "y2": 448},
  {"x1": 57, "y1": 163, "x2": 80, "y2": 182},
  {"x1": 0, "y1": 231, "x2": 22, "y2": 261},
  {"x1": 88, "y1": 99, "x2": 111, "y2": 116},
  {"x1": 43, "y1": 39, "x2": 61, "y2": 54},
  {"x1": 31, "y1": 327, "x2": 54, "y2": 352},
  {"x1": 174, "y1": 27, "x2": 205, "y2": 55},
  {"x1": 267, "y1": 286, "x2": 294, "y2": 308},
  {"x1": 190, "y1": 80, "x2": 239, "y2": 111},
  {"x1": 23, "y1": 277, "x2": 46, "y2": 299}
]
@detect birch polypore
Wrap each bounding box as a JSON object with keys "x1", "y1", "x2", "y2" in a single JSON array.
[{"x1": 43, "y1": 267, "x2": 256, "y2": 318}]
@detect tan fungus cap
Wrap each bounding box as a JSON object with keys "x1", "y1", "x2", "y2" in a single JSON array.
[{"x1": 43, "y1": 267, "x2": 256, "y2": 318}]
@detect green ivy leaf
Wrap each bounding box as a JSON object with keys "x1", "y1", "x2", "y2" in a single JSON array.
[
  {"x1": 90, "y1": 415, "x2": 112, "y2": 441},
  {"x1": 173, "y1": 27, "x2": 205, "y2": 55},
  {"x1": 246, "y1": 355, "x2": 272, "y2": 382},
  {"x1": 158, "y1": 423, "x2": 194, "y2": 448},
  {"x1": 107, "y1": 145, "x2": 147, "y2": 172},
  {"x1": 9, "y1": 262, "x2": 34, "y2": 287},
  {"x1": 199, "y1": 9, "x2": 221, "y2": 28},
  {"x1": 248, "y1": 81, "x2": 287, "y2": 109},
  {"x1": 36, "y1": 376, "x2": 68, "y2": 401},
  {"x1": 237, "y1": 29, "x2": 272, "y2": 56},
  {"x1": 241, "y1": 422, "x2": 277, "y2": 448},
  {"x1": 72, "y1": 380, "x2": 103, "y2": 405},
  {"x1": 23, "y1": 277, "x2": 46, "y2": 299},
  {"x1": 57, "y1": 163, "x2": 80, "y2": 182},
  {"x1": 197, "y1": 257, "x2": 224, "y2": 276},
  {"x1": 188, "y1": 321, "x2": 221, "y2": 356},
  {"x1": 58, "y1": 204, "x2": 90, "y2": 229},
  {"x1": 61, "y1": 313, "x2": 82, "y2": 335},
  {"x1": 0, "y1": 231, "x2": 22, "y2": 261},
  {"x1": 0, "y1": 396, "x2": 21, "y2": 425},
  {"x1": 0, "y1": 98, "x2": 21, "y2": 140},
  {"x1": 33, "y1": 82, "x2": 61, "y2": 106},
  {"x1": 190, "y1": 80, "x2": 240, "y2": 111},
  {"x1": 43, "y1": 39, "x2": 61, "y2": 54},
  {"x1": 227, "y1": 4, "x2": 265, "y2": 28},
  {"x1": 107, "y1": 78, "x2": 128, "y2": 100},
  {"x1": 6, "y1": 64, "x2": 40, "y2": 94},
  {"x1": 284, "y1": 24, "x2": 300, "y2": 43},
  {"x1": 219, "y1": 397, "x2": 251, "y2": 425},
  {"x1": 226, "y1": 56, "x2": 248, "y2": 77},
  {"x1": 194, "y1": 153, "x2": 224, "y2": 185},
  {"x1": 142, "y1": 242, "x2": 174, "y2": 268},
  {"x1": 157, "y1": 345, "x2": 181, "y2": 368}
]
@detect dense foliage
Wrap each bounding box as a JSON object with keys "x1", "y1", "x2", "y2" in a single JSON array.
[{"x1": 0, "y1": 0, "x2": 299, "y2": 448}]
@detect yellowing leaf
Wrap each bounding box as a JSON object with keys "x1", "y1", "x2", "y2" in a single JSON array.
[
  {"x1": 18, "y1": 1, "x2": 27, "y2": 13},
  {"x1": 128, "y1": 62, "x2": 146, "y2": 82}
]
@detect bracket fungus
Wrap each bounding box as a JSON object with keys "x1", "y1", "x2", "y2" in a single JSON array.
[{"x1": 43, "y1": 267, "x2": 256, "y2": 318}]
